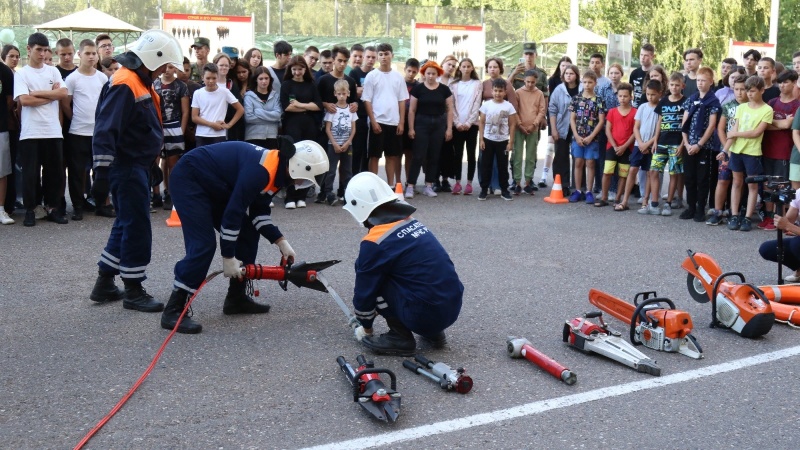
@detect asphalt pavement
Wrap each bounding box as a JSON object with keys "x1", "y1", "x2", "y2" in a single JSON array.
[{"x1": 1, "y1": 156, "x2": 799, "y2": 449}]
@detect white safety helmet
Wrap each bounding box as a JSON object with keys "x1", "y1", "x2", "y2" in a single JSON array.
[
  {"x1": 288, "y1": 140, "x2": 329, "y2": 189},
  {"x1": 343, "y1": 172, "x2": 398, "y2": 224},
  {"x1": 129, "y1": 30, "x2": 184, "y2": 72}
]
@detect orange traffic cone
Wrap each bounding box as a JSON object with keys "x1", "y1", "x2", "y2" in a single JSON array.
[
  {"x1": 543, "y1": 174, "x2": 569, "y2": 204},
  {"x1": 395, "y1": 182, "x2": 404, "y2": 201},
  {"x1": 166, "y1": 206, "x2": 181, "y2": 227}
]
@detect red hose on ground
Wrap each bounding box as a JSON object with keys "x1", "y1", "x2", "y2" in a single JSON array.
[{"x1": 73, "y1": 271, "x2": 223, "y2": 450}]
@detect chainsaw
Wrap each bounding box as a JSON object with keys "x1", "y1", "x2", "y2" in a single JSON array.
[
  {"x1": 336, "y1": 355, "x2": 401, "y2": 422},
  {"x1": 682, "y1": 250, "x2": 776, "y2": 337},
  {"x1": 403, "y1": 354, "x2": 473, "y2": 393},
  {"x1": 588, "y1": 289, "x2": 703, "y2": 359},
  {"x1": 507, "y1": 337, "x2": 577, "y2": 385},
  {"x1": 563, "y1": 311, "x2": 661, "y2": 376}
]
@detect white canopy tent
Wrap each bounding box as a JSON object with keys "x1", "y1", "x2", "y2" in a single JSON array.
[
  {"x1": 36, "y1": 7, "x2": 143, "y2": 46},
  {"x1": 541, "y1": 25, "x2": 608, "y2": 64}
]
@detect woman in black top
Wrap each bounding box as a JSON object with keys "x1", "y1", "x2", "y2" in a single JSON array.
[
  {"x1": 280, "y1": 56, "x2": 322, "y2": 208},
  {"x1": 541, "y1": 56, "x2": 572, "y2": 187},
  {"x1": 407, "y1": 61, "x2": 454, "y2": 198}
]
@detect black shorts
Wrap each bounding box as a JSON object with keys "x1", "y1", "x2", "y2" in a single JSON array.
[{"x1": 368, "y1": 124, "x2": 402, "y2": 158}]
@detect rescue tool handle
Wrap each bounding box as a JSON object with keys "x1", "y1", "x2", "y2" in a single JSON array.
[
  {"x1": 585, "y1": 311, "x2": 602, "y2": 319},
  {"x1": 403, "y1": 360, "x2": 424, "y2": 373},
  {"x1": 356, "y1": 355, "x2": 368, "y2": 367},
  {"x1": 351, "y1": 368, "x2": 398, "y2": 401},
  {"x1": 633, "y1": 291, "x2": 660, "y2": 306},
  {"x1": 336, "y1": 356, "x2": 356, "y2": 380},
  {"x1": 241, "y1": 264, "x2": 285, "y2": 281},
  {"x1": 629, "y1": 298, "x2": 676, "y2": 346},
  {"x1": 414, "y1": 354, "x2": 433, "y2": 368}
]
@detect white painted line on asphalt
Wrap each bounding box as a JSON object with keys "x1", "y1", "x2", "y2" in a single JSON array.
[{"x1": 302, "y1": 345, "x2": 800, "y2": 450}]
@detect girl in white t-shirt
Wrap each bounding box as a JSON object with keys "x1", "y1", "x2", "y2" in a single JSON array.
[{"x1": 449, "y1": 58, "x2": 482, "y2": 195}]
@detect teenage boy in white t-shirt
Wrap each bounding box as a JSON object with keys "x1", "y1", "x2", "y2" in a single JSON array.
[
  {"x1": 62, "y1": 39, "x2": 107, "y2": 220},
  {"x1": 191, "y1": 63, "x2": 244, "y2": 147},
  {"x1": 13, "y1": 32, "x2": 69, "y2": 226},
  {"x1": 361, "y1": 43, "x2": 409, "y2": 186}
]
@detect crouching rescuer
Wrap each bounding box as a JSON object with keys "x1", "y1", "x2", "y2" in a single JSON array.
[
  {"x1": 161, "y1": 139, "x2": 329, "y2": 333},
  {"x1": 343, "y1": 172, "x2": 464, "y2": 356}
]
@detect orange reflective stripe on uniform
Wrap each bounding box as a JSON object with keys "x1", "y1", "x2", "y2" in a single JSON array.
[
  {"x1": 259, "y1": 150, "x2": 280, "y2": 194},
  {"x1": 363, "y1": 218, "x2": 413, "y2": 244},
  {"x1": 112, "y1": 66, "x2": 162, "y2": 124}
]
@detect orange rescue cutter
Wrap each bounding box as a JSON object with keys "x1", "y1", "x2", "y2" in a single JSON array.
[{"x1": 683, "y1": 250, "x2": 800, "y2": 334}]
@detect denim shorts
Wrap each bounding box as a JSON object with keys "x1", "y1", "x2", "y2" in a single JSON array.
[
  {"x1": 629, "y1": 146, "x2": 652, "y2": 171},
  {"x1": 570, "y1": 140, "x2": 600, "y2": 160},
  {"x1": 728, "y1": 152, "x2": 762, "y2": 176}
]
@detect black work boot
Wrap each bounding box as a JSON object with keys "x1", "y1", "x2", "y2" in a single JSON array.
[
  {"x1": 420, "y1": 331, "x2": 447, "y2": 349},
  {"x1": 223, "y1": 279, "x2": 270, "y2": 315},
  {"x1": 122, "y1": 281, "x2": 165, "y2": 312},
  {"x1": 161, "y1": 288, "x2": 202, "y2": 334},
  {"x1": 361, "y1": 318, "x2": 417, "y2": 356},
  {"x1": 90, "y1": 271, "x2": 124, "y2": 303}
]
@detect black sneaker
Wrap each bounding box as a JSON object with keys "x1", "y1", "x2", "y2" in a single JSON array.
[
  {"x1": 314, "y1": 193, "x2": 326, "y2": 204},
  {"x1": 440, "y1": 180, "x2": 452, "y2": 193},
  {"x1": 523, "y1": 184, "x2": 535, "y2": 195},
  {"x1": 501, "y1": 190, "x2": 513, "y2": 201},
  {"x1": 96, "y1": 205, "x2": 116, "y2": 217},
  {"x1": 706, "y1": 212, "x2": 722, "y2": 226},
  {"x1": 163, "y1": 194, "x2": 173, "y2": 211},
  {"x1": 46, "y1": 209, "x2": 68, "y2": 224},
  {"x1": 513, "y1": 183, "x2": 522, "y2": 195},
  {"x1": 326, "y1": 193, "x2": 337, "y2": 206},
  {"x1": 478, "y1": 189, "x2": 488, "y2": 201},
  {"x1": 82, "y1": 198, "x2": 96, "y2": 212},
  {"x1": 71, "y1": 208, "x2": 83, "y2": 221},
  {"x1": 739, "y1": 217, "x2": 753, "y2": 232},
  {"x1": 538, "y1": 181, "x2": 547, "y2": 188},
  {"x1": 152, "y1": 195, "x2": 163, "y2": 208},
  {"x1": 727, "y1": 215, "x2": 741, "y2": 231},
  {"x1": 693, "y1": 210, "x2": 706, "y2": 222},
  {"x1": 23, "y1": 210, "x2": 35, "y2": 227},
  {"x1": 432, "y1": 181, "x2": 442, "y2": 193},
  {"x1": 678, "y1": 209, "x2": 695, "y2": 220}
]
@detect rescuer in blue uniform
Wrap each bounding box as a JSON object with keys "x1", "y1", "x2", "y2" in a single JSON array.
[
  {"x1": 161, "y1": 139, "x2": 329, "y2": 333},
  {"x1": 343, "y1": 172, "x2": 464, "y2": 356},
  {"x1": 89, "y1": 30, "x2": 184, "y2": 312}
]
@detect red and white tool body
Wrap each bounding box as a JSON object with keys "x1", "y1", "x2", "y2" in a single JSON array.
[{"x1": 507, "y1": 337, "x2": 576, "y2": 385}]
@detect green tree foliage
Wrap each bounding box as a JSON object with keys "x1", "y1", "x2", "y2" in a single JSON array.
[
  {"x1": 777, "y1": 0, "x2": 800, "y2": 62},
  {"x1": 585, "y1": 0, "x2": 772, "y2": 71}
]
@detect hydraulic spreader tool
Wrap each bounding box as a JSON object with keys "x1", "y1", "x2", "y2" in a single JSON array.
[
  {"x1": 337, "y1": 355, "x2": 401, "y2": 422},
  {"x1": 563, "y1": 311, "x2": 661, "y2": 376}
]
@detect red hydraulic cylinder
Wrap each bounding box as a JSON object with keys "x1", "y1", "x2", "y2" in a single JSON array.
[{"x1": 507, "y1": 336, "x2": 577, "y2": 385}]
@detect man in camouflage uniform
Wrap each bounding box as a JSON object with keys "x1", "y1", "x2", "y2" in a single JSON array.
[
  {"x1": 189, "y1": 37, "x2": 210, "y2": 83},
  {"x1": 508, "y1": 42, "x2": 548, "y2": 129}
]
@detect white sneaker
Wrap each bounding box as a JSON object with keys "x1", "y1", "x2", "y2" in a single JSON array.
[
  {"x1": 405, "y1": 186, "x2": 414, "y2": 199},
  {"x1": 297, "y1": 200, "x2": 306, "y2": 208},
  {"x1": 493, "y1": 188, "x2": 502, "y2": 195},
  {"x1": 0, "y1": 210, "x2": 14, "y2": 225},
  {"x1": 34, "y1": 205, "x2": 46, "y2": 220},
  {"x1": 270, "y1": 201, "x2": 275, "y2": 208},
  {"x1": 661, "y1": 203, "x2": 672, "y2": 216},
  {"x1": 423, "y1": 186, "x2": 438, "y2": 197},
  {"x1": 608, "y1": 192, "x2": 616, "y2": 202},
  {"x1": 285, "y1": 202, "x2": 296, "y2": 209}
]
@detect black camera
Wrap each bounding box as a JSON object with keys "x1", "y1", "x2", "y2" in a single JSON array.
[{"x1": 745, "y1": 175, "x2": 795, "y2": 205}]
